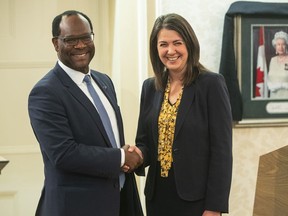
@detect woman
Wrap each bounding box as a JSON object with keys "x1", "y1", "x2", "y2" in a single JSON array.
[
  {"x1": 135, "y1": 13, "x2": 233, "y2": 216},
  {"x1": 267, "y1": 31, "x2": 288, "y2": 98}
]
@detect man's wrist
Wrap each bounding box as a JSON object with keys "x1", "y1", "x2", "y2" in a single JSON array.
[{"x1": 120, "y1": 148, "x2": 125, "y2": 167}]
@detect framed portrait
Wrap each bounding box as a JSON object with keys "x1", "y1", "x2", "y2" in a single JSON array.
[{"x1": 235, "y1": 15, "x2": 288, "y2": 126}]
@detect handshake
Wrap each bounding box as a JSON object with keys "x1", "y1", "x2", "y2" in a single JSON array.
[{"x1": 121, "y1": 145, "x2": 143, "y2": 173}]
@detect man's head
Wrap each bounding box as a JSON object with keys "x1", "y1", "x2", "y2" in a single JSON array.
[{"x1": 52, "y1": 10, "x2": 95, "y2": 74}]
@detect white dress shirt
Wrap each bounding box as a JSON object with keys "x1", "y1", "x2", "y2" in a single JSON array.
[{"x1": 58, "y1": 60, "x2": 125, "y2": 167}]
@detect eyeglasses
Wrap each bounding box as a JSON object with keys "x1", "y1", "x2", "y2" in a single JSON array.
[{"x1": 55, "y1": 33, "x2": 94, "y2": 46}]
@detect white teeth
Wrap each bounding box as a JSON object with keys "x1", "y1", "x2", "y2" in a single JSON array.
[
  {"x1": 168, "y1": 57, "x2": 178, "y2": 61},
  {"x1": 76, "y1": 53, "x2": 86, "y2": 57}
]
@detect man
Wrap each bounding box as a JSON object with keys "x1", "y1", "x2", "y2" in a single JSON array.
[{"x1": 28, "y1": 10, "x2": 143, "y2": 216}]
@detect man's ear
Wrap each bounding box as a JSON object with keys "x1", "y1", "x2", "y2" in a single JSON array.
[{"x1": 52, "y1": 38, "x2": 59, "y2": 51}]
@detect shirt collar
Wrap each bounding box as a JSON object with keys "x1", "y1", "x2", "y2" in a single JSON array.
[{"x1": 58, "y1": 60, "x2": 90, "y2": 85}]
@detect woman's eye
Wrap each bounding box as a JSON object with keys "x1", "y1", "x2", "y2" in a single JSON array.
[
  {"x1": 159, "y1": 43, "x2": 167, "y2": 47},
  {"x1": 174, "y1": 41, "x2": 183, "y2": 46}
]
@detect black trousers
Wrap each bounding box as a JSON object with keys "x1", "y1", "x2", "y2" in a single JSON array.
[{"x1": 146, "y1": 163, "x2": 205, "y2": 216}]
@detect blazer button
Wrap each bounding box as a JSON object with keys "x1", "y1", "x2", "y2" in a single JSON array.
[{"x1": 173, "y1": 148, "x2": 179, "y2": 154}]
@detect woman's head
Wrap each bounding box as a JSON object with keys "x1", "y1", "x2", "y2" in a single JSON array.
[
  {"x1": 272, "y1": 31, "x2": 288, "y2": 55},
  {"x1": 149, "y1": 13, "x2": 205, "y2": 89}
]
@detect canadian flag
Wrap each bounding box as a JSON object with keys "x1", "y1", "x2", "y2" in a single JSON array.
[{"x1": 255, "y1": 26, "x2": 268, "y2": 98}]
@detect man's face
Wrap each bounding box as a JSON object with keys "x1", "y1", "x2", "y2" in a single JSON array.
[{"x1": 52, "y1": 14, "x2": 95, "y2": 74}]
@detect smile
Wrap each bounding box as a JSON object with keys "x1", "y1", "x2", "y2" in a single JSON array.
[
  {"x1": 73, "y1": 53, "x2": 87, "y2": 57},
  {"x1": 167, "y1": 56, "x2": 179, "y2": 61}
]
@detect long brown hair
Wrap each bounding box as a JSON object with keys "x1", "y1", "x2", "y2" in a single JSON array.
[{"x1": 149, "y1": 13, "x2": 208, "y2": 90}]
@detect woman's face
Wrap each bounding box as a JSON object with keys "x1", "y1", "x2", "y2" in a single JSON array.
[
  {"x1": 275, "y1": 38, "x2": 287, "y2": 56},
  {"x1": 157, "y1": 29, "x2": 188, "y2": 75}
]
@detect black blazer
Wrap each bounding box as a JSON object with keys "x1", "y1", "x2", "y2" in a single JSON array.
[
  {"x1": 29, "y1": 63, "x2": 142, "y2": 216},
  {"x1": 136, "y1": 71, "x2": 233, "y2": 212}
]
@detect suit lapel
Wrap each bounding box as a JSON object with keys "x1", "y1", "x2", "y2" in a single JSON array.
[
  {"x1": 54, "y1": 65, "x2": 113, "y2": 147},
  {"x1": 151, "y1": 83, "x2": 195, "y2": 147},
  {"x1": 152, "y1": 90, "x2": 164, "y2": 147},
  {"x1": 90, "y1": 73, "x2": 118, "y2": 112},
  {"x1": 174, "y1": 84, "x2": 195, "y2": 139},
  {"x1": 90, "y1": 72, "x2": 125, "y2": 147}
]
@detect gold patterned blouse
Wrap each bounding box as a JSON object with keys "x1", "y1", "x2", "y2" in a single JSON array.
[{"x1": 158, "y1": 80, "x2": 183, "y2": 177}]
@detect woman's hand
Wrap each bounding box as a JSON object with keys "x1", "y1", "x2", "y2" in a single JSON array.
[{"x1": 202, "y1": 210, "x2": 221, "y2": 216}]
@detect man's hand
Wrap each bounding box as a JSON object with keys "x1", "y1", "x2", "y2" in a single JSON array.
[
  {"x1": 121, "y1": 145, "x2": 143, "y2": 173},
  {"x1": 128, "y1": 145, "x2": 143, "y2": 159}
]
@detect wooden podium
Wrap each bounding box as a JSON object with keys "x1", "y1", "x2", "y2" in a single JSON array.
[{"x1": 253, "y1": 145, "x2": 288, "y2": 215}]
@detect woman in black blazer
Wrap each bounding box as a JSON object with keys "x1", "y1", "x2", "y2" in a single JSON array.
[{"x1": 135, "y1": 13, "x2": 233, "y2": 216}]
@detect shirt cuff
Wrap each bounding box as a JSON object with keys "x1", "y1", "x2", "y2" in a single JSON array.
[{"x1": 120, "y1": 148, "x2": 125, "y2": 167}]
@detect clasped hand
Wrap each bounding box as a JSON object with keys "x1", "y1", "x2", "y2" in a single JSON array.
[{"x1": 121, "y1": 145, "x2": 143, "y2": 173}]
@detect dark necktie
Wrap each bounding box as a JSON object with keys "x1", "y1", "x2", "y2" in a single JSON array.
[
  {"x1": 83, "y1": 75, "x2": 125, "y2": 188},
  {"x1": 83, "y1": 75, "x2": 117, "y2": 148}
]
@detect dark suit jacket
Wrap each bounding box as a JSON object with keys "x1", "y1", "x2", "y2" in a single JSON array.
[
  {"x1": 136, "y1": 71, "x2": 233, "y2": 213},
  {"x1": 28, "y1": 63, "x2": 142, "y2": 216}
]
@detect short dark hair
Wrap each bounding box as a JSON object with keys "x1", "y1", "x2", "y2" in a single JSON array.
[
  {"x1": 149, "y1": 13, "x2": 207, "y2": 90},
  {"x1": 52, "y1": 10, "x2": 93, "y2": 37}
]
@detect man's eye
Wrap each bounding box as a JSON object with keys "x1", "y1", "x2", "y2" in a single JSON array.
[
  {"x1": 65, "y1": 38, "x2": 78, "y2": 44},
  {"x1": 81, "y1": 36, "x2": 91, "y2": 42}
]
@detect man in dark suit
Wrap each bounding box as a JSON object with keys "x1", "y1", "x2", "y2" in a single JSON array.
[{"x1": 28, "y1": 10, "x2": 143, "y2": 216}]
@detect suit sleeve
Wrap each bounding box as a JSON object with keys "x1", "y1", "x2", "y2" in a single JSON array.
[
  {"x1": 28, "y1": 82, "x2": 121, "y2": 179},
  {"x1": 135, "y1": 79, "x2": 152, "y2": 176},
  {"x1": 205, "y1": 74, "x2": 233, "y2": 212}
]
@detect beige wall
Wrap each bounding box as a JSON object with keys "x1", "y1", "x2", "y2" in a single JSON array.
[{"x1": 0, "y1": 0, "x2": 288, "y2": 215}]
